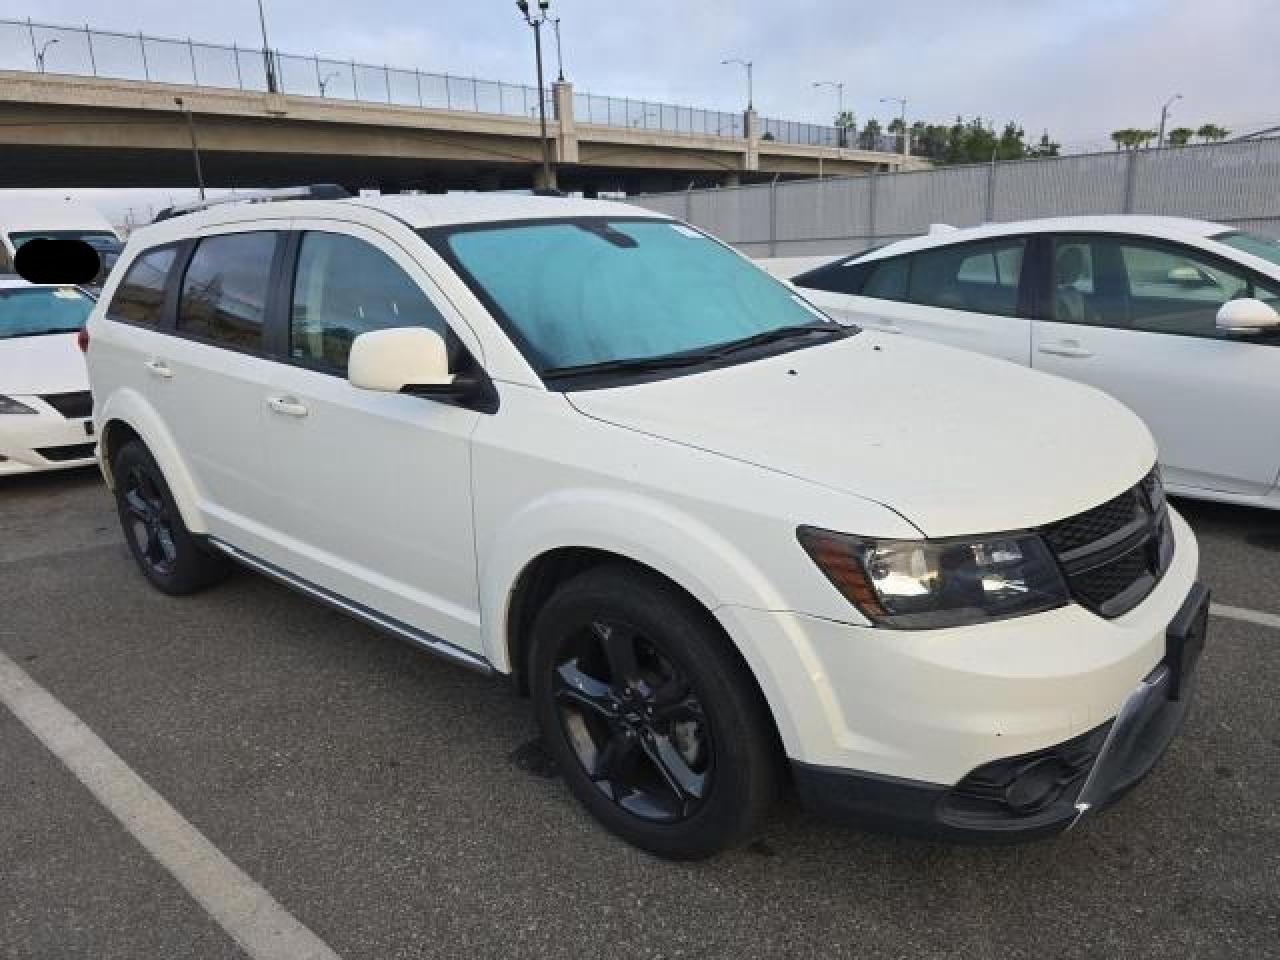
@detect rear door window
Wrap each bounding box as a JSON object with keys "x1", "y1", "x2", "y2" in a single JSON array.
[
  {"x1": 176, "y1": 232, "x2": 278, "y2": 352},
  {"x1": 107, "y1": 246, "x2": 178, "y2": 327},
  {"x1": 908, "y1": 239, "x2": 1026, "y2": 317}
]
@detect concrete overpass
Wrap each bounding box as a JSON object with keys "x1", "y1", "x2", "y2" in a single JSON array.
[{"x1": 0, "y1": 70, "x2": 924, "y2": 195}]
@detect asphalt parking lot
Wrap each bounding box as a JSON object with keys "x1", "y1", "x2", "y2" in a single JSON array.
[{"x1": 2, "y1": 468, "x2": 1278, "y2": 960}]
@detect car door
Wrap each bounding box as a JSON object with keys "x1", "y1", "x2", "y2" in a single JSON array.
[
  {"x1": 259, "y1": 222, "x2": 485, "y2": 653},
  {"x1": 150, "y1": 227, "x2": 287, "y2": 554},
  {"x1": 795, "y1": 237, "x2": 1034, "y2": 365},
  {"x1": 1032, "y1": 233, "x2": 1280, "y2": 496}
]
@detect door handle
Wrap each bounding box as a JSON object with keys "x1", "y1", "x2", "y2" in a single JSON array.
[
  {"x1": 1038, "y1": 341, "x2": 1093, "y2": 359},
  {"x1": 143, "y1": 359, "x2": 173, "y2": 379},
  {"x1": 267, "y1": 396, "x2": 309, "y2": 418}
]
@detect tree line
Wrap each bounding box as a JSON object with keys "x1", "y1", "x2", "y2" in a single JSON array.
[
  {"x1": 1109, "y1": 124, "x2": 1230, "y2": 150},
  {"x1": 829, "y1": 113, "x2": 1060, "y2": 163}
]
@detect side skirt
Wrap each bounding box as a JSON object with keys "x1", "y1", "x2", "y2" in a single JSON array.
[{"x1": 206, "y1": 537, "x2": 495, "y2": 676}]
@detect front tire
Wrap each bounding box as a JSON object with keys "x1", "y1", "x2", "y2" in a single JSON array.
[
  {"x1": 529, "y1": 564, "x2": 781, "y2": 859},
  {"x1": 112, "y1": 440, "x2": 230, "y2": 595}
]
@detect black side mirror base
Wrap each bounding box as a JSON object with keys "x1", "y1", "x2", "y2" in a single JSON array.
[{"x1": 401, "y1": 375, "x2": 500, "y2": 414}]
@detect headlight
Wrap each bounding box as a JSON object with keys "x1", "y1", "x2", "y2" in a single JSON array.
[
  {"x1": 0, "y1": 395, "x2": 37, "y2": 415},
  {"x1": 797, "y1": 526, "x2": 1068, "y2": 629}
]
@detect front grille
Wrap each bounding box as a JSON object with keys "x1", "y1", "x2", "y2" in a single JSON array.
[
  {"x1": 36, "y1": 442, "x2": 96, "y2": 462},
  {"x1": 1041, "y1": 468, "x2": 1173, "y2": 619},
  {"x1": 40, "y1": 391, "x2": 93, "y2": 419}
]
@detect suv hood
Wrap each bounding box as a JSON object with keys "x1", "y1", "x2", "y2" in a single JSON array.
[
  {"x1": 1, "y1": 333, "x2": 88, "y2": 396},
  {"x1": 566, "y1": 334, "x2": 1155, "y2": 538}
]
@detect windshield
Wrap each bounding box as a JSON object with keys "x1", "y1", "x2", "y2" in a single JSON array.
[
  {"x1": 0, "y1": 286, "x2": 93, "y2": 338},
  {"x1": 1213, "y1": 230, "x2": 1280, "y2": 269},
  {"x1": 430, "y1": 218, "x2": 839, "y2": 376},
  {"x1": 9, "y1": 229, "x2": 119, "y2": 250}
]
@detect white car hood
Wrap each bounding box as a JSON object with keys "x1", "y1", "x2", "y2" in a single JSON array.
[
  {"x1": 1, "y1": 333, "x2": 88, "y2": 396},
  {"x1": 567, "y1": 333, "x2": 1156, "y2": 537}
]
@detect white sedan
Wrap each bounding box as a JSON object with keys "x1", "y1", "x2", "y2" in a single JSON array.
[
  {"x1": 0, "y1": 277, "x2": 96, "y2": 476},
  {"x1": 783, "y1": 216, "x2": 1280, "y2": 509}
]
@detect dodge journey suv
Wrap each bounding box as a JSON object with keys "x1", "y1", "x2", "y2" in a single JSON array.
[{"x1": 85, "y1": 192, "x2": 1208, "y2": 859}]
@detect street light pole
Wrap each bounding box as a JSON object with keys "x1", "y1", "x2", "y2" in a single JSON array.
[
  {"x1": 35, "y1": 37, "x2": 59, "y2": 73},
  {"x1": 517, "y1": 0, "x2": 555, "y2": 190},
  {"x1": 721, "y1": 57, "x2": 753, "y2": 111},
  {"x1": 174, "y1": 97, "x2": 206, "y2": 200},
  {"x1": 1158, "y1": 93, "x2": 1182, "y2": 148},
  {"x1": 551, "y1": 17, "x2": 564, "y2": 82},
  {"x1": 880, "y1": 96, "x2": 908, "y2": 156},
  {"x1": 256, "y1": 0, "x2": 278, "y2": 94},
  {"x1": 813, "y1": 80, "x2": 844, "y2": 145}
]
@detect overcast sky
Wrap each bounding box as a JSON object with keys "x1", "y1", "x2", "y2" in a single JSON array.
[{"x1": 5, "y1": 0, "x2": 1275, "y2": 222}]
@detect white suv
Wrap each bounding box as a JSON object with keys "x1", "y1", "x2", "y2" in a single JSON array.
[{"x1": 86, "y1": 193, "x2": 1208, "y2": 859}]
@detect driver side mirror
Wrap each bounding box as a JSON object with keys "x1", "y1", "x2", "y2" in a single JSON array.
[
  {"x1": 349, "y1": 327, "x2": 452, "y2": 392},
  {"x1": 347, "y1": 327, "x2": 498, "y2": 413},
  {"x1": 1216, "y1": 298, "x2": 1280, "y2": 336}
]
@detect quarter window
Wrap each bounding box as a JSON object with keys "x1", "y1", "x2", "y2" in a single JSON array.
[
  {"x1": 907, "y1": 239, "x2": 1026, "y2": 317},
  {"x1": 107, "y1": 246, "x2": 178, "y2": 327},
  {"x1": 177, "y1": 232, "x2": 277, "y2": 351},
  {"x1": 861, "y1": 257, "x2": 909, "y2": 300},
  {"x1": 289, "y1": 232, "x2": 448, "y2": 373}
]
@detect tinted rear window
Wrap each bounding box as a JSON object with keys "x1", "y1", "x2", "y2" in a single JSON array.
[{"x1": 106, "y1": 247, "x2": 177, "y2": 327}]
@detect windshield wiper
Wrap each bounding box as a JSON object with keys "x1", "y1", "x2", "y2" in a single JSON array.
[
  {"x1": 543, "y1": 352, "x2": 719, "y2": 380},
  {"x1": 709, "y1": 323, "x2": 850, "y2": 357}
]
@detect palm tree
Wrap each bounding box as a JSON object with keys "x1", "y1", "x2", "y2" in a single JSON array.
[
  {"x1": 834, "y1": 110, "x2": 856, "y2": 147},
  {"x1": 1197, "y1": 123, "x2": 1230, "y2": 143},
  {"x1": 1167, "y1": 127, "x2": 1195, "y2": 147}
]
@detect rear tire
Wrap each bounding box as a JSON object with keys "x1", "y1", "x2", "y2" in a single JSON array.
[
  {"x1": 111, "y1": 440, "x2": 230, "y2": 595},
  {"x1": 529, "y1": 563, "x2": 781, "y2": 859}
]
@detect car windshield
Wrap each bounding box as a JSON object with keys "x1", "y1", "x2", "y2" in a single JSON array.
[
  {"x1": 1213, "y1": 230, "x2": 1280, "y2": 269},
  {"x1": 430, "y1": 218, "x2": 842, "y2": 378},
  {"x1": 9, "y1": 229, "x2": 119, "y2": 249},
  {"x1": 0, "y1": 286, "x2": 93, "y2": 338}
]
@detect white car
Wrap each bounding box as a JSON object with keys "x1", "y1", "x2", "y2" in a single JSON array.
[
  {"x1": 86, "y1": 193, "x2": 1206, "y2": 858},
  {"x1": 783, "y1": 216, "x2": 1280, "y2": 509},
  {"x1": 0, "y1": 277, "x2": 96, "y2": 475}
]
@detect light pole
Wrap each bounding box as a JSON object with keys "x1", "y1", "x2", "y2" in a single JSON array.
[
  {"x1": 551, "y1": 17, "x2": 564, "y2": 82},
  {"x1": 1158, "y1": 93, "x2": 1182, "y2": 148},
  {"x1": 35, "y1": 37, "x2": 58, "y2": 73},
  {"x1": 813, "y1": 80, "x2": 844, "y2": 146},
  {"x1": 173, "y1": 97, "x2": 206, "y2": 201},
  {"x1": 256, "y1": 0, "x2": 279, "y2": 94},
  {"x1": 516, "y1": 0, "x2": 555, "y2": 190},
  {"x1": 880, "y1": 96, "x2": 908, "y2": 156},
  {"x1": 721, "y1": 57, "x2": 753, "y2": 110},
  {"x1": 319, "y1": 70, "x2": 340, "y2": 97}
]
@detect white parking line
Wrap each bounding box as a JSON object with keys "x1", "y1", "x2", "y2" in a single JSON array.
[
  {"x1": 0, "y1": 650, "x2": 344, "y2": 960},
  {"x1": 1211, "y1": 602, "x2": 1280, "y2": 631}
]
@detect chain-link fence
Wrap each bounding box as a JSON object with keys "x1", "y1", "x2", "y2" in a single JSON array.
[{"x1": 633, "y1": 138, "x2": 1280, "y2": 257}]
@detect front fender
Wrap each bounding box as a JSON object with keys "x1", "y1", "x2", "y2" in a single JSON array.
[
  {"x1": 97, "y1": 388, "x2": 206, "y2": 534},
  {"x1": 478, "y1": 487, "x2": 827, "y2": 758}
]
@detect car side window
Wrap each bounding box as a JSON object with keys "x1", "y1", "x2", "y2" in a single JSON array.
[
  {"x1": 791, "y1": 258, "x2": 869, "y2": 296},
  {"x1": 1119, "y1": 240, "x2": 1252, "y2": 338},
  {"x1": 289, "y1": 231, "x2": 449, "y2": 374},
  {"x1": 907, "y1": 239, "x2": 1025, "y2": 317},
  {"x1": 107, "y1": 246, "x2": 178, "y2": 327},
  {"x1": 861, "y1": 257, "x2": 909, "y2": 300},
  {"x1": 177, "y1": 232, "x2": 277, "y2": 351}
]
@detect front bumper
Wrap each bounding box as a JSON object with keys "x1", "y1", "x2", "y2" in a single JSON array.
[
  {"x1": 0, "y1": 399, "x2": 96, "y2": 476},
  {"x1": 791, "y1": 581, "x2": 1209, "y2": 842}
]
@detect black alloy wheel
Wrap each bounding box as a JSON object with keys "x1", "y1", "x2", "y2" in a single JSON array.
[
  {"x1": 552, "y1": 617, "x2": 713, "y2": 822},
  {"x1": 121, "y1": 462, "x2": 179, "y2": 578},
  {"x1": 530, "y1": 564, "x2": 782, "y2": 859}
]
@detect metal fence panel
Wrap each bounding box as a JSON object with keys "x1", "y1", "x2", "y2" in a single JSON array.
[
  {"x1": 689, "y1": 187, "x2": 772, "y2": 245},
  {"x1": 634, "y1": 138, "x2": 1280, "y2": 253},
  {"x1": 874, "y1": 164, "x2": 989, "y2": 238},
  {"x1": 992, "y1": 152, "x2": 1129, "y2": 220},
  {"x1": 775, "y1": 176, "x2": 872, "y2": 243},
  {"x1": 1131, "y1": 139, "x2": 1280, "y2": 224}
]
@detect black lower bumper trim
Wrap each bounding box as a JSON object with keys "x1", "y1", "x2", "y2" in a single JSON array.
[{"x1": 794, "y1": 582, "x2": 1209, "y2": 844}]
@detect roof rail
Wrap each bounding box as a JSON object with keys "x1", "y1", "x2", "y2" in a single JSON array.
[{"x1": 152, "y1": 184, "x2": 351, "y2": 223}]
